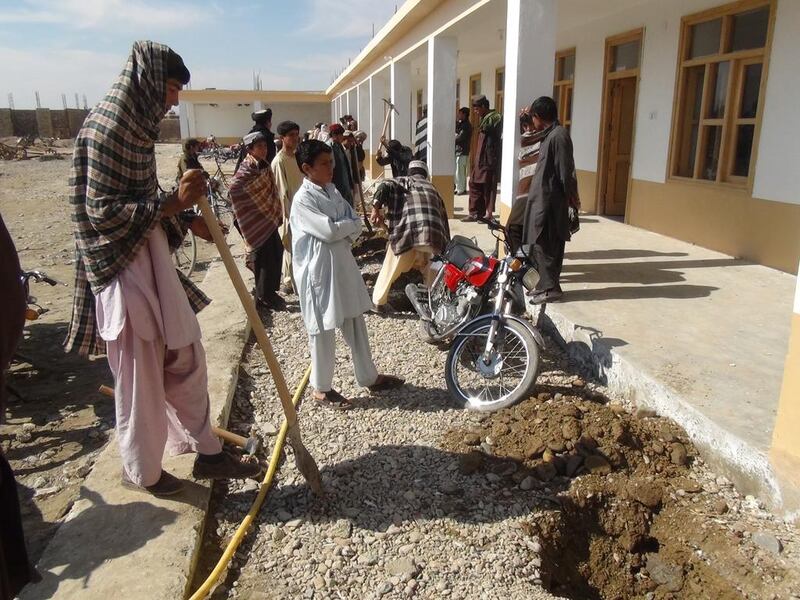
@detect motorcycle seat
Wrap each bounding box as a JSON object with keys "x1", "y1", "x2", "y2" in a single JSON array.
[{"x1": 444, "y1": 235, "x2": 485, "y2": 270}]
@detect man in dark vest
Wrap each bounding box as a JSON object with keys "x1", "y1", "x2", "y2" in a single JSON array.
[
  {"x1": 465, "y1": 95, "x2": 502, "y2": 221},
  {"x1": 522, "y1": 96, "x2": 580, "y2": 305},
  {"x1": 235, "y1": 108, "x2": 276, "y2": 173}
]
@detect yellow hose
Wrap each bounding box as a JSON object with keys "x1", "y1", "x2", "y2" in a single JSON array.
[{"x1": 188, "y1": 364, "x2": 313, "y2": 600}]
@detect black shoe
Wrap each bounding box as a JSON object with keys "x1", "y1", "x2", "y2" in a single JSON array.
[
  {"x1": 529, "y1": 289, "x2": 563, "y2": 305},
  {"x1": 258, "y1": 292, "x2": 287, "y2": 311},
  {"x1": 192, "y1": 451, "x2": 262, "y2": 480},
  {"x1": 122, "y1": 470, "x2": 184, "y2": 497}
]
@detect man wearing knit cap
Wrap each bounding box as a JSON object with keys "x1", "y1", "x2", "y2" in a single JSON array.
[
  {"x1": 327, "y1": 123, "x2": 354, "y2": 206},
  {"x1": 370, "y1": 160, "x2": 450, "y2": 310},
  {"x1": 65, "y1": 41, "x2": 261, "y2": 498}
]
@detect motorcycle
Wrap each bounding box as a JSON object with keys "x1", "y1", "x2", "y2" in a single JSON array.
[{"x1": 405, "y1": 218, "x2": 545, "y2": 411}]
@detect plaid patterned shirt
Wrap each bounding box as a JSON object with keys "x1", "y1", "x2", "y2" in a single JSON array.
[
  {"x1": 64, "y1": 41, "x2": 209, "y2": 357},
  {"x1": 373, "y1": 176, "x2": 450, "y2": 256},
  {"x1": 228, "y1": 154, "x2": 282, "y2": 250}
]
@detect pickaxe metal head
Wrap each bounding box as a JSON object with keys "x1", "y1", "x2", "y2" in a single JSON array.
[{"x1": 382, "y1": 98, "x2": 398, "y2": 114}]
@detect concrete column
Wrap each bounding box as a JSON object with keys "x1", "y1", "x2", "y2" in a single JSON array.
[
  {"x1": 179, "y1": 101, "x2": 196, "y2": 138},
  {"x1": 499, "y1": 0, "x2": 556, "y2": 221},
  {"x1": 369, "y1": 74, "x2": 388, "y2": 178},
  {"x1": 357, "y1": 80, "x2": 370, "y2": 132},
  {"x1": 771, "y1": 258, "x2": 800, "y2": 510},
  {"x1": 347, "y1": 88, "x2": 357, "y2": 119},
  {"x1": 427, "y1": 35, "x2": 458, "y2": 217},
  {"x1": 390, "y1": 61, "x2": 412, "y2": 146}
]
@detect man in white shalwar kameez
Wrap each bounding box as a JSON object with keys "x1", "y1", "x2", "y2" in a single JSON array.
[{"x1": 291, "y1": 140, "x2": 403, "y2": 409}]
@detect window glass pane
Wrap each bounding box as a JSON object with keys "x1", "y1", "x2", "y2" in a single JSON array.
[
  {"x1": 675, "y1": 66, "x2": 704, "y2": 177},
  {"x1": 740, "y1": 62, "x2": 762, "y2": 118},
  {"x1": 733, "y1": 124, "x2": 755, "y2": 176},
  {"x1": 611, "y1": 40, "x2": 639, "y2": 72},
  {"x1": 496, "y1": 70, "x2": 504, "y2": 92},
  {"x1": 552, "y1": 85, "x2": 560, "y2": 107},
  {"x1": 731, "y1": 7, "x2": 769, "y2": 51},
  {"x1": 701, "y1": 126, "x2": 722, "y2": 180},
  {"x1": 564, "y1": 86, "x2": 573, "y2": 122},
  {"x1": 708, "y1": 61, "x2": 730, "y2": 119},
  {"x1": 562, "y1": 54, "x2": 576, "y2": 80},
  {"x1": 689, "y1": 18, "x2": 722, "y2": 58}
]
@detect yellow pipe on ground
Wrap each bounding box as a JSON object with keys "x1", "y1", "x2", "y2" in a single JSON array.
[{"x1": 187, "y1": 364, "x2": 313, "y2": 600}]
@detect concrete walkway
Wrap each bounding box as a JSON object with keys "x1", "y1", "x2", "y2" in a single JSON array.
[
  {"x1": 451, "y1": 192, "x2": 796, "y2": 511},
  {"x1": 20, "y1": 240, "x2": 252, "y2": 600}
]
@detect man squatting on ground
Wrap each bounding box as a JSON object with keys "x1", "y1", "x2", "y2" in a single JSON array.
[
  {"x1": 64, "y1": 41, "x2": 260, "y2": 497},
  {"x1": 291, "y1": 140, "x2": 404, "y2": 410},
  {"x1": 229, "y1": 130, "x2": 287, "y2": 311},
  {"x1": 271, "y1": 120, "x2": 304, "y2": 293},
  {"x1": 521, "y1": 96, "x2": 580, "y2": 305},
  {"x1": 370, "y1": 160, "x2": 451, "y2": 311},
  {"x1": 465, "y1": 94, "x2": 503, "y2": 222}
]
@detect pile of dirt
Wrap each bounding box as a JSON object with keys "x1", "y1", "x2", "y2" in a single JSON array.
[{"x1": 442, "y1": 388, "x2": 799, "y2": 599}]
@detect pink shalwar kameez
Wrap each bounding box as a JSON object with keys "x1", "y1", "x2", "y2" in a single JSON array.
[{"x1": 95, "y1": 226, "x2": 221, "y2": 487}]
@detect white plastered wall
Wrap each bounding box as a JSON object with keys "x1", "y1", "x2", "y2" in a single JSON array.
[
  {"x1": 559, "y1": 0, "x2": 799, "y2": 205},
  {"x1": 189, "y1": 102, "x2": 330, "y2": 139}
]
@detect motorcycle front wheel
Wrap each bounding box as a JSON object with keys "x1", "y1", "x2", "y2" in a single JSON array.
[{"x1": 445, "y1": 317, "x2": 539, "y2": 411}]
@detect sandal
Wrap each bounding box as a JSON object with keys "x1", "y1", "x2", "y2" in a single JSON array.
[
  {"x1": 312, "y1": 388, "x2": 353, "y2": 410},
  {"x1": 367, "y1": 374, "x2": 405, "y2": 392}
]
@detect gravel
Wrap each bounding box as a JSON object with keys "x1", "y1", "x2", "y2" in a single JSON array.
[{"x1": 204, "y1": 274, "x2": 560, "y2": 599}]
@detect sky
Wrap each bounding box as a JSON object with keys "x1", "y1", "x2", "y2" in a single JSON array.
[{"x1": 0, "y1": 0, "x2": 399, "y2": 109}]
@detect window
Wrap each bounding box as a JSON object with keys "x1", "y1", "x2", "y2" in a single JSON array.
[
  {"x1": 469, "y1": 74, "x2": 481, "y2": 101},
  {"x1": 670, "y1": 1, "x2": 772, "y2": 183},
  {"x1": 416, "y1": 89, "x2": 423, "y2": 121},
  {"x1": 553, "y1": 49, "x2": 576, "y2": 131},
  {"x1": 495, "y1": 68, "x2": 505, "y2": 113}
]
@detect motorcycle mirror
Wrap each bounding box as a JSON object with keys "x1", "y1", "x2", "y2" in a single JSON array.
[{"x1": 522, "y1": 267, "x2": 540, "y2": 292}]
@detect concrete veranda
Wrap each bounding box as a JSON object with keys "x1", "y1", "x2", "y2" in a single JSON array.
[{"x1": 450, "y1": 191, "x2": 796, "y2": 512}]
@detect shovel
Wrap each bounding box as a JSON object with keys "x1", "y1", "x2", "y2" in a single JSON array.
[{"x1": 195, "y1": 195, "x2": 323, "y2": 495}]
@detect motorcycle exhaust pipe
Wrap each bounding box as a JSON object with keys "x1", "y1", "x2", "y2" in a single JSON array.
[{"x1": 405, "y1": 283, "x2": 433, "y2": 321}]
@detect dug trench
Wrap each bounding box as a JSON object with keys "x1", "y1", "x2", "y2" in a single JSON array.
[{"x1": 442, "y1": 387, "x2": 799, "y2": 599}]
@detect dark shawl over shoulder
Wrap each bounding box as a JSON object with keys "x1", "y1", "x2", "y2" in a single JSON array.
[
  {"x1": 522, "y1": 124, "x2": 578, "y2": 245},
  {"x1": 65, "y1": 41, "x2": 209, "y2": 356}
]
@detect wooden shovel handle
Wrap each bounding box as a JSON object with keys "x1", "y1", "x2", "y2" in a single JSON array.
[{"x1": 195, "y1": 195, "x2": 298, "y2": 426}]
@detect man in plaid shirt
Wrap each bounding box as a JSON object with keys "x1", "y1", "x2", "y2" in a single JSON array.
[
  {"x1": 370, "y1": 160, "x2": 450, "y2": 310},
  {"x1": 64, "y1": 41, "x2": 260, "y2": 497}
]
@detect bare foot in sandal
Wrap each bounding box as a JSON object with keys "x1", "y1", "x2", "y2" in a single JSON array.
[{"x1": 312, "y1": 388, "x2": 353, "y2": 410}]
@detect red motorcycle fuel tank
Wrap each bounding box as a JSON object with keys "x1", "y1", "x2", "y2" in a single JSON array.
[
  {"x1": 464, "y1": 256, "x2": 498, "y2": 288},
  {"x1": 442, "y1": 262, "x2": 465, "y2": 292}
]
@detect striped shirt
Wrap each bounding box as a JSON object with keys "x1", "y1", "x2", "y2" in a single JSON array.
[{"x1": 228, "y1": 154, "x2": 282, "y2": 250}]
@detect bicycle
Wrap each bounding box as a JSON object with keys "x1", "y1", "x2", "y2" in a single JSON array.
[{"x1": 171, "y1": 175, "x2": 234, "y2": 278}]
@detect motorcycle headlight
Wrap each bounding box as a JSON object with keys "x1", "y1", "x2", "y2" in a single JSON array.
[{"x1": 522, "y1": 267, "x2": 540, "y2": 291}]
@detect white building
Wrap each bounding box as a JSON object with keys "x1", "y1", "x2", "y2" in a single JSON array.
[
  {"x1": 178, "y1": 89, "x2": 330, "y2": 145},
  {"x1": 327, "y1": 0, "x2": 798, "y2": 276}
]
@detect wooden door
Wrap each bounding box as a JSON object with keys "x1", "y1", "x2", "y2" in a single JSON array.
[{"x1": 603, "y1": 76, "x2": 636, "y2": 216}]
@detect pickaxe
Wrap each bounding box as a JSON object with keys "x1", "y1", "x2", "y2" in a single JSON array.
[
  {"x1": 98, "y1": 384, "x2": 263, "y2": 456},
  {"x1": 380, "y1": 98, "x2": 398, "y2": 144}
]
